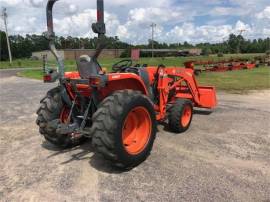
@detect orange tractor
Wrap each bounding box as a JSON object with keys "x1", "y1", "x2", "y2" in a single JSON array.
[{"x1": 36, "y1": 0, "x2": 217, "y2": 168}]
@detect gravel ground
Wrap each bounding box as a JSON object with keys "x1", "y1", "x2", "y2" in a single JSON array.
[{"x1": 0, "y1": 73, "x2": 269, "y2": 202}]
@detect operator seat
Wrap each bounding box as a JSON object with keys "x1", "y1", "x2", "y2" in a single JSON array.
[{"x1": 76, "y1": 55, "x2": 101, "y2": 79}]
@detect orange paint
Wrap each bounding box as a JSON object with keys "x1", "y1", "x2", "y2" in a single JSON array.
[{"x1": 122, "y1": 107, "x2": 152, "y2": 155}]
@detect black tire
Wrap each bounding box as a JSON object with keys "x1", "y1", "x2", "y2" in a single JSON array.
[
  {"x1": 36, "y1": 87, "x2": 84, "y2": 148},
  {"x1": 91, "y1": 90, "x2": 157, "y2": 169},
  {"x1": 168, "y1": 99, "x2": 193, "y2": 133}
]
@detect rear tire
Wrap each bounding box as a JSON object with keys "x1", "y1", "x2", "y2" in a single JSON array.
[
  {"x1": 168, "y1": 99, "x2": 193, "y2": 133},
  {"x1": 91, "y1": 90, "x2": 157, "y2": 169},
  {"x1": 36, "y1": 87, "x2": 84, "y2": 148}
]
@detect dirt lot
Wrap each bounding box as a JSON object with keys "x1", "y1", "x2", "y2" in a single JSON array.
[{"x1": 0, "y1": 72, "x2": 270, "y2": 202}]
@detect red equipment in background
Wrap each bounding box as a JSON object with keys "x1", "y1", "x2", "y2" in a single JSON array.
[{"x1": 185, "y1": 59, "x2": 257, "y2": 74}]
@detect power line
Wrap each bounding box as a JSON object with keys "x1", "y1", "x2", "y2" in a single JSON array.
[
  {"x1": 2, "y1": 8, "x2": 12, "y2": 64},
  {"x1": 150, "y1": 23, "x2": 156, "y2": 58}
]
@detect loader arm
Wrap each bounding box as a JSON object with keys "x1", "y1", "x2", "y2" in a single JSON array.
[
  {"x1": 174, "y1": 70, "x2": 201, "y2": 104},
  {"x1": 172, "y1": 69, "x2": 217, "y2": 109},
  {"x1": 153, "y1": 67, "x2": 201, "y2": 120},
  {"x1": 155, "y1": 67, "x2": 216, "y2": 120}
]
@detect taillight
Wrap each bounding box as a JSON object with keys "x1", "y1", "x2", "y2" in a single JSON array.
[
  {"x1": 43, "y1": 70, "x2": 59, "y2": 83},
  {"x1": 43, "y1": 75, "x2": 52, "y2": 82}
]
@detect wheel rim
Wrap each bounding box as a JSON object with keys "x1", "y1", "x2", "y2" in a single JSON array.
[
  {"x1": 181, "y1": 105, "x2": 192, "y2": 127},
  {"x1": 60, "y1": 106, "x2": 70, "y2": 123},
  {"x1": 59, "y1": 106, "x2": 81, "y2": 141},
  {"x1": 122, "y1": 106, "x2": 152, "y2": 155}
]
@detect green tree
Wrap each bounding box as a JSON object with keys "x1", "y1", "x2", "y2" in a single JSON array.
[{"x1": 0, "y1": 31, "x2": 8, "y2": 61}]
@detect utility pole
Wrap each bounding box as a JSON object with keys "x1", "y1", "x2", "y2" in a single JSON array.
[
  {"x1": 222, "y1": 36, "x2": 227, "y2": 54},
  {"x1": 2, "y1": 8, "x2": 12, "y2": 64},
  {"x1": 150, "y1": 23, "x2": 156, "y2": 58},
  {"x1": 237, "y1": 29, "x2": 246, "y2": 54},
  {"x1": 239, "y1": 29, "x2": 246, "y2": 36}
]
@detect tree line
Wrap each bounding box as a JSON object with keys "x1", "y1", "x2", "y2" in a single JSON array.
[{"x1": 0, "y1": 30, "x2": 269, "y2": 61}]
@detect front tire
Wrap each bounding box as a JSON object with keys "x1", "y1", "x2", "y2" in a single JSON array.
[
  {"x1": 168, "y1": 99, "x2": 193, "y2": 133},
  {"x1": 91, "y1": 90, "x2": 157, "y2": 168}
]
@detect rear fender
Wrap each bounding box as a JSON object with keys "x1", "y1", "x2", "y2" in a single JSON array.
[
  {"x1": 45, "y1": 86, "x2": 73, "y2": 108},
  {"x1": 101, "y1": 73, "x2": 148, "y2": 96}
]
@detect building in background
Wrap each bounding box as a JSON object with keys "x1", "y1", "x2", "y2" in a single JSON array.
[
  {"x1": 139, "y1": 49, "x2": 202, "y2": 57},
  {"x1": 178, "y1": 49, "x2": 202, "y2": 56},
  {"x1": 32, "y1": 49, "x2": 125, "y2": 60}
]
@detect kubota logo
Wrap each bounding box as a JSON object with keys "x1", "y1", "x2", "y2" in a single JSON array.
[{"x1": 112, "y1": 75, "x2": 121, "y2": 79}]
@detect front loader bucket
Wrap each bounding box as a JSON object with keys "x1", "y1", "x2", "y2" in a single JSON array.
[{"x1": 197, "y1": 86, "x2": 217, "y2": 108}]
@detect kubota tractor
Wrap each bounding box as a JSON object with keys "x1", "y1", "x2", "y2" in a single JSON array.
[{"x1": 36, "y1": 0, "x2": 217, "y2": 168}]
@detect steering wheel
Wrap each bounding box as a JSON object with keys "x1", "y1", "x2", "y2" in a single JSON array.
[{"x1": 112, "y1": 59, "x2": 133, "y2": 72}]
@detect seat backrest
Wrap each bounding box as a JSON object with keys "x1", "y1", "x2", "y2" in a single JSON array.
[
  {"x1": 138, "y1": 68, "x2": 154, "y2": 101},
  {"x1": 76, "y1": 55, "x2": 101, "y2": 79}
]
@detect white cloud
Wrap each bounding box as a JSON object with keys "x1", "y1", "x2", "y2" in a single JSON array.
[
  {"x1": 114, "y1": 6, "x2": 194, "y2": 43},
  {"x1": 0, "y1": 0, "x2": 45, "y2": 7},
  {"x1": 234, "y1": 21, "x2": 252, "y2": 35},
  {"x1": 29, "y1": 0, "x2": 44, "y2": 7},
  {"x1": 67, "y1": 4, "x2": 78, "y2": 15},
  {"x1": 165, "y1": 23, "x2": 233, "y2": 43},
  {"x1": 0, "y1": 0, "x2": 21, "y2": 5},
  {"x1": 53, "y1": 9, "x2": 120, "y2": 38},
  {"x1": 0, "y1": 0, "x2": 269, "y2": 44},
  {"x1": 256, "y1": 6, "x2": 270, "y2": 19},
  {"x1": 129, "y1": 7, "x2": 186, "y2": 24},
  {"x1": 162, "y1": 20, "x2": 261, "y2": 44},
  {"x1": 210, "y1": 6, "x2": 250, "y2": 16},
  {"x1": 210, "y1": 7, "x2": 234, "y2": 16}
]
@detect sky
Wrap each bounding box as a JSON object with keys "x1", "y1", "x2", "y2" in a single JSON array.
[{"x1": 0, "y1": 0, "x2": 269, "y2": 44}]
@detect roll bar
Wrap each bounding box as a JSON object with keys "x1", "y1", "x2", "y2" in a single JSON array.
[
  {"x1": 92, "y1": 0, "x2": 106, "y2": 36},
  {"x1": 45, "y1": 0, "x2": 106, "y2": 79},
  {"x1": 46, "y1": 0, "x2": 57, "y2": 40},
  {"x1": 46, "y1": 0, "x2": 64, "y2": 78}
]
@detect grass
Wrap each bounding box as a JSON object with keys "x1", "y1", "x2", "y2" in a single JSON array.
[
  {"x1": 0, "y1": 59, "x2": 43, "y2": 69},
  {"x1": 0, "y1": 53, "x2": 264, "y2": 69},
  {"x1": 17, "y1": 70, "x2": 44, "y2": 80},
  {"x1": 18, "y1": 66, "x2": 270, "y2": 94},
  {"x1": 197, "y1": 67, "x2": 270, "y2": 93}
]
